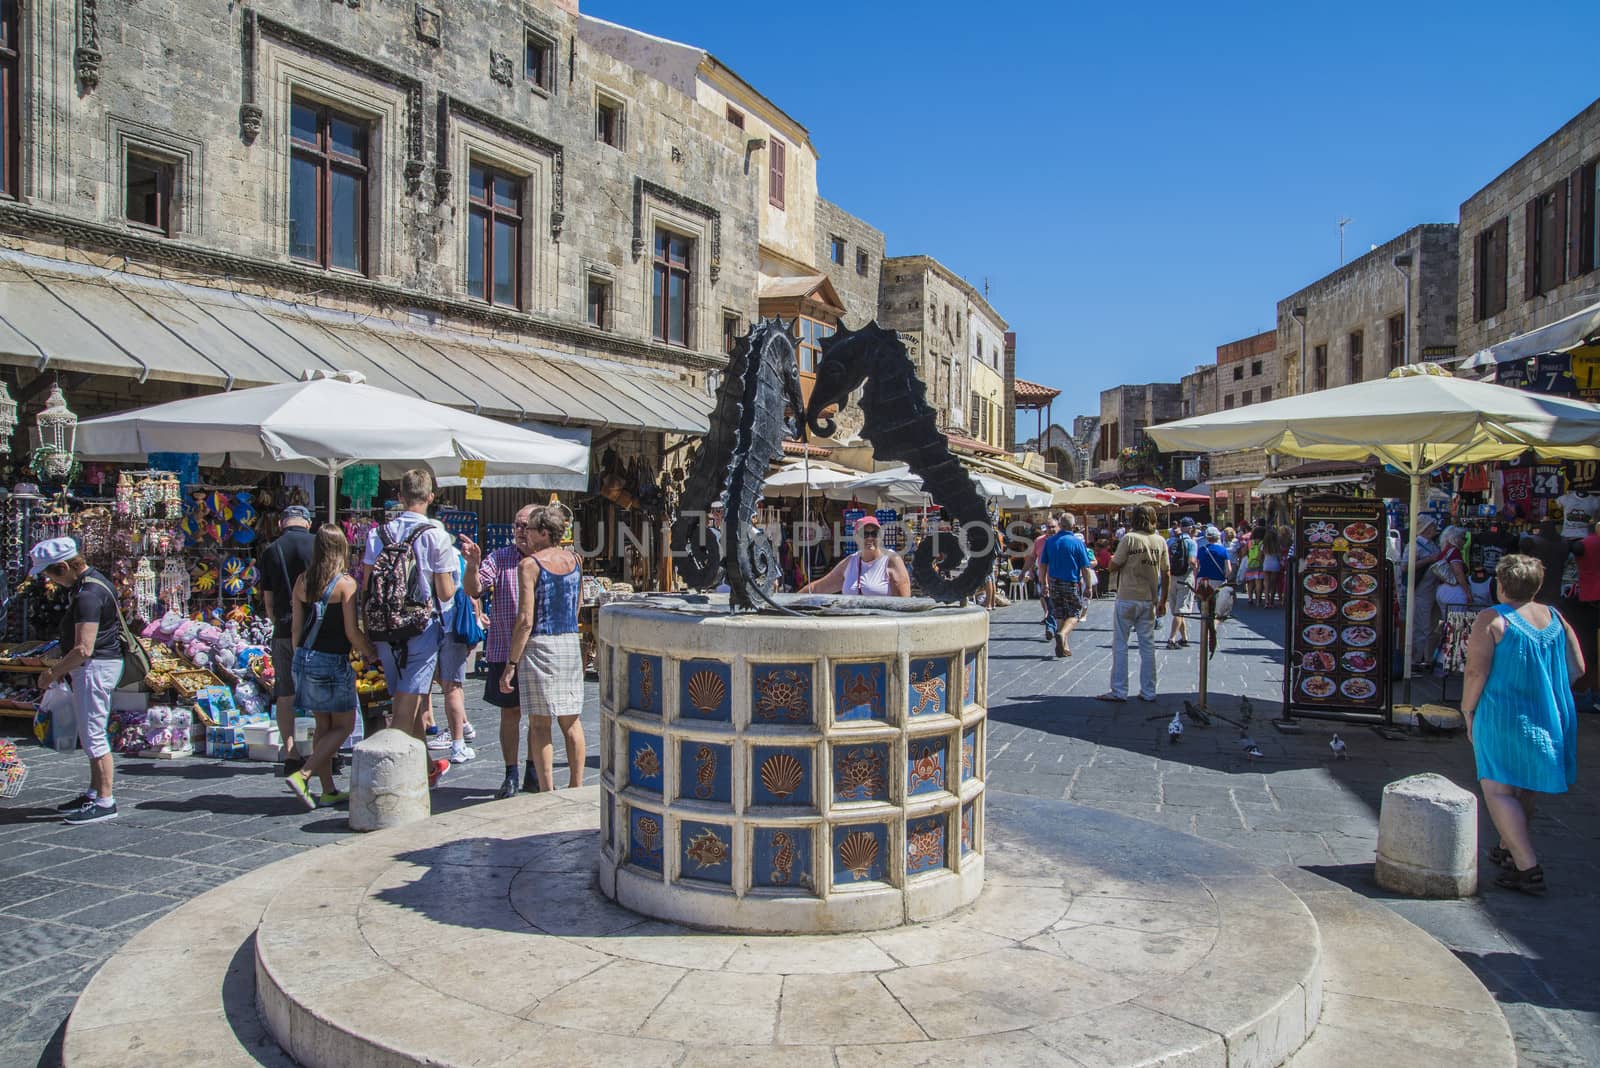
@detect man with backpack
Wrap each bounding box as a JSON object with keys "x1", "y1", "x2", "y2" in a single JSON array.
[
  {"x1": 361, "y1": 469, "x2": 459, "y2": 787},
  {"x1": 1165, "y1": 517, "x2": 1198, "y2": 649}
]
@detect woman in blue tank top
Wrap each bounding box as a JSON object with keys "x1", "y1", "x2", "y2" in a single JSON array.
[
  {"x1": 500, "y1": 505, "x2": 584, "y2": 796},
  {"x1": 1461, "y1": 553, "x2": 1583, "y2": 895}
]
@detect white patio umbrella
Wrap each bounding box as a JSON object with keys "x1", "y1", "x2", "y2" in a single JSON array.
[
  {"x1": 824, "y1": 465, "x2": 930, "y2": 508},
  {"x1": 761, "y1": 459, "x2": 860, "y2": 497},
  {"x1": 1147, "y1": 364, "x2": 1600, "y2": 704},
  {"x1": 75, "y1": 375, "x2": 591, "y2": 521},
  {"x1": 971, "y1": 472, "x2": 1053, "y2": 510}
]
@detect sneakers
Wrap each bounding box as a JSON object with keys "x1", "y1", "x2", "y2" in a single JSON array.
[
  {"x1": 428, "y1": 759, "x2": 450, "y2": 787},
  {"x1": 63, "y1": 801, "x2": 118, "y2": 826},
  {"x1": 56, "y1": 792, "x2": 93, "y2": 812},
  {"x1": 450, "y1": 741, "x2": 476, "y2": 764},
  {"x1": 285, "y1": 770, "x2": 316, "y2": 811},
  {"x1": 425, "y1": 728, "x2": 453, "y2": 751},
  {"x1": 496, "y1": 771, "x2": 519, "y2": 800},
  {"x1": 317, "y1": 790, "x2": 351, "y2": 808},
  {"x1": 461, "y1": 722, "x2": 477, "y2": 742}
]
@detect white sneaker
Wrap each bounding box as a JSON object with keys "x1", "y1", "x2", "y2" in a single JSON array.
[
  {"x1": 462, "y1": 722, "x2": 477, "y2": 742},
  {"x1": 426, "y1": 730, "x2": 453, "y2": 751},
  {"x1": 450, "y1": 742, "x2": 476, "y2": 764}
]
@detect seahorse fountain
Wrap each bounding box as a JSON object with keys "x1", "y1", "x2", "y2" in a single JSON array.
[
  {"x1": 670, "y1": 317, "x2": 806, "y2": 611},
  {"x1": 805, "y1": 322, "x2": 996, "y2": 602}
]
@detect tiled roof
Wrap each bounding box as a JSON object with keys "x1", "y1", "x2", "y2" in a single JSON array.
[{"x1": 1013, "y1": 379, "x2": 1061, "y2": 404}]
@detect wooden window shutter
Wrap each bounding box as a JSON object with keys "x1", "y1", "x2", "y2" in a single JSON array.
[
  {"x1": 769, "y1": 139, "x2": 786, "y2": 208},
  {"x1": 1524, "y1": 199, "x2": 1539, "y2": 300},
  {"x1": 1491, "y1": 217, "x2": 1508, "y2": 316},
  {"x1": 1473, "y1": 230, "x2": 1485, "y2": 320},
  {"x1": 1571, "y1": 168, "x2": 1589, "y2": 277},
  {"x1": 1552, "y1": 180, "x2": 1569, "y2": 288}
]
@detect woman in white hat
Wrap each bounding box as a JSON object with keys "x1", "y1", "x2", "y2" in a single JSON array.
[{"x1": 31, "y1": 537, "x2": 127, "y2": 826}]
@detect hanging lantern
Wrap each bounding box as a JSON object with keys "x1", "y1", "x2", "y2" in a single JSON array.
[
  {"x1": 133, "y1": 557, "x2": 158, "y2": 622},
  {"x1": 0, "y1": 379, "x2": 17, "y2": 446},
  {"x1": 160, "y1": 557, "x2": 190, "y2": 615},
  {"x1": 460, "y1": 459, "x2": 485, "y2": 501},
  {"x1": 34, "y1": 384, "x2": 79, "y2": 483}
]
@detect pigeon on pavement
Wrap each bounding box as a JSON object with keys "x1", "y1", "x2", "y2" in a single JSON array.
[
  {"x1": 1240, "y1": 733, "x2": 1263, "y2": 761},
  {"x1": 1168, "y1": 710, "x2": 1184, "y2": 744},
  {"x1": 1330, "y1": 734, "x2": 1348, "y2": 760}
]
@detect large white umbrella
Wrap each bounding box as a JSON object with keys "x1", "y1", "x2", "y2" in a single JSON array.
[
  {"x1": 971, "y1": 472, "x2": 1053, "y2": 510},
  {"x1": 76, "y1": 375, "x2": 591, "y2": 520},
  {"x1": 761, "y1": 459, "x2": 860, "y2": 497},
  {"x1": 1148, "y1": 364, "x2": 1600, "y2": 704},
  {"x1": 1051, "y1": 484, "x2": 1149, "y2": 509},
  {"x1": 824, "y1": 465, "x2": 929, "y2": 508}
]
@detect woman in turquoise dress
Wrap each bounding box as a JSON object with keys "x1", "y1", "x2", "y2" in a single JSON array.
[{"x1": 1461, "y1": 554, "x2": 1583, "y2": 894}]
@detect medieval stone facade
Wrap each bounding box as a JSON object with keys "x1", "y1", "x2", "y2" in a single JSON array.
[
  {"x1": 815, "y1": 197, "x2": 883, "y2": 329},
  {"x1": 2, "y1": 0, "x2": 761, "y2": 403}
]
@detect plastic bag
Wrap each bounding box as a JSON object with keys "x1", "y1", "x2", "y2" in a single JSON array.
[{"x1": 39, "y1": 681, "x2": 76, "y2": 753}]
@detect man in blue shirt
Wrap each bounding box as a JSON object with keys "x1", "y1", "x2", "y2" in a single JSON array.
[{"x1": 1042, "y1": 512, "x2": 1095, "y2": 658}]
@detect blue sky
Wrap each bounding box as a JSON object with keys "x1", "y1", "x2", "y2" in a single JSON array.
[{"x1": 587, "y1": 0, "x2": 1600, "y2": 426}]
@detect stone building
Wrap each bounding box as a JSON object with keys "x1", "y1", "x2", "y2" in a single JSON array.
[
  {"x1": 1456, "y1": 97, "x2": 1600, "y2": 361},
  {"x1": 1275, "y1": 225, "x2": 1458, "y2": 398},
  {"x1": 0, "y1": 0, "x2": 757, "y2": 471},
  {"x1": 877, "y1": 254, "x2": 1011, "y2": 452},
  {"x1": 1090, "y1": 382, "x2": 1183, "y2": 481},
  {"x1": 815, "y1": 197, "x2": 884, "y2": 330},
  {"x1": 1179, "y1": 363, "x2": 1217, "y2": 419},
  {"x1": 1208, "y1": 331, "x2": 1280, "y2": 525}
]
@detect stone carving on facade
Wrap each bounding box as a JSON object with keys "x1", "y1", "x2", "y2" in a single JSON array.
[
  {"x1": 239, "y1": 10, "x2": 261, "y2": 144},
  {"x1": 632, "y1": 178, "x2": 721, "y2": 283},
  {"x1": 414, "y1": 5, "x2": 440, "y2": 44},
  {"x1": 76, "y1": 0, "x2": 103, "y2": 91},
  {"x1": 489, "y1": 51, "x2": 514, "y2": 86}
]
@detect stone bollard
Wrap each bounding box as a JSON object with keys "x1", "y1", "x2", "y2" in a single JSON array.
[
  {"x1": 1375, "y1": 773, "x2": 1477, "y2": 897},
  {"x1": 349, "y1": 728, "x2": 430, "y2": 832}
]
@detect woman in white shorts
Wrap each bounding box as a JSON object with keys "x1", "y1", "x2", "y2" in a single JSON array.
[{"x1": 499, "y1": 505, "x2": 585, "y2": 795}]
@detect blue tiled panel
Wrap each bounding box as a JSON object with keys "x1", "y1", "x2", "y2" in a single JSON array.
[
  {"x1": 906, "y1": 814, "x2": 947, "y2": 875},
  {"x1": 832, "y1": 823, "x2": 890, "y2": 886},
  {"x1": 907, "y1": 656, "x2": 950, "y2": 718},
  {"x1": 629, "y1": 808, "x2": 664, "y2": 872},
  {"x1": 751, "y1": 826, "x2": 815, "y2": 891},
  {"x1": 628, "y1": 653, "x2": 663, "y2": 717},
  {"x1": 751, "y1": 745, "x2": 813, "y2": 807},
  {"x1": 964, "y1": 650, "x2": 978, "y2": 707},
  {"x1": 679, "y1": 820, "x2": 734, "y2": 885},
  {"x1": 961, "y1": 726, "x2": 978, "y2": 782},
  {"x1": 679, "y1": 659, "x2": 732, "y2": 722},
  {"x1": 906, "y1": 736, "x2": 948, "y2": 797},
  {"x1": 833, "y1": 661, "x2": 888, "y2": 722},
  {"x1": 831, "y1": 742, "x2": 890, "y2": 803},
  {"x1": 679, "y1": 740, "x2": 732, "y2": 804},
  {"x1": 961, "y1": 803, "x2": 975, "y2": 855},
  {"x1": 751, "y1": 662, "x2": 814, "y2": 725},
  {"x1": 627, "y1": 730, "x2": 664, "y2": 796}
]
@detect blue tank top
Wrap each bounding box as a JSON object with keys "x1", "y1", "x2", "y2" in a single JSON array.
[{"x1": 534, "y1": 560, "x2": 581, "y2": 635}]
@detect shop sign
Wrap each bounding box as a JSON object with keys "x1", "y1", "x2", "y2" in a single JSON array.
[{"x1": 1181, "y1": 458, "x2": 1201, "y2": 482}]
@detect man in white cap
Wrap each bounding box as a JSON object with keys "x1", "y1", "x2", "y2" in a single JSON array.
[
  {"x1": 31, "y1": 537, "x2": 127, "y2": 825},
  {"x1": 258, "y1": 504, "x2": 315, "y2": 774}
]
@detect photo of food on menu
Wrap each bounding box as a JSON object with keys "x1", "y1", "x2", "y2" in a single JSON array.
[{"x1": 1288, "y1": 502, "x2": 1391, "y2": 712}]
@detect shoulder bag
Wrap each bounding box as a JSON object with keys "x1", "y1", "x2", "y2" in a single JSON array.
[{"x1": 82, "y1": 575, "x2": 151, "y2": 688}]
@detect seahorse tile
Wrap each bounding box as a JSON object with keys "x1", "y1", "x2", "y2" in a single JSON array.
[
  {"x1": 961, "y1": 802, "x2": 975, "y2": 855},
  {"x1": 961, "y1": 725, "x2": 979, "y2": 782},
  {"x1": 834, "y1": 661, "x2": 888, "y2": 722},
  {"x1": 750, "y1": 662, "x2": 813, "y2": 725},
  {"x1": 907, "y1": 656, "x2": 950, "y2": 718},
  {"x1": 678, "y1": 740, "x2": 732, "y2": 805},
  {"x1": 751, "y1": 826, "x2": 815, "y2": 892},
  {"x1": 832, "y1": 742, "x2": 890, "y2": 803},
  {"x1": 678, "y1": 659, "x2": 732, "y2": 722},
  {"x1": 750, "y1": 745, "x2": 813, "y2": 807},
  {"x1": 628, "y1": 653, "x2": 663, "y2": 717}
]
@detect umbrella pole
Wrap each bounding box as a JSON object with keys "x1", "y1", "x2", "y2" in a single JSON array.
[
  {"x1": 327, "y1": 462, "x2": 340, "y2": 525},
  {"x1": 1402, "y1": 463, "x2": 1421, "y2": 708}
]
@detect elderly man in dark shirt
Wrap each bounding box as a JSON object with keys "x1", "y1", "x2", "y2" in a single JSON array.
[{"x1": 1519, "y1": 520, "x2": 1571, "y2": 606}]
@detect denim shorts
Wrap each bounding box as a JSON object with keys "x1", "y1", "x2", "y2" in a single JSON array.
[
  {"x1": 377, "y1": 619, "x2": 442, "y2": 696},
  {"x1": 292, "y1": 648, "x2": 358, "y2": 714},
  {"x1": 437, "y1": 637, "x2": 475, "y2": 687}
]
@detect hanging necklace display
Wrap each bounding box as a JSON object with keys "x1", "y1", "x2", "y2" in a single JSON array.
[{"x1": 133, "y1": 557, "x2": 158, "y2": 621}]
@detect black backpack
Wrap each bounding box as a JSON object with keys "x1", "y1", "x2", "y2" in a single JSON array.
[{"x1": 1168, "y1": 534, "x2": 1193, "y2": 578}]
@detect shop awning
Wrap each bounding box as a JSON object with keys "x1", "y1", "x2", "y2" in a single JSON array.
[
  {"x1": 1460, "y1": 297, "x2": 1600, "y2": 370},
  {"x1": 0, "y1": 248, "x2": 712, "y2": 435},
  {"x1": 1255, "y1": 473, "x2": 1368, "y2": 495}
]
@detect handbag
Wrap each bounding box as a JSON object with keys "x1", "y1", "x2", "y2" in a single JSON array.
[
  {"x1": 446, "y1": 559, "x2": 486, "y2": 645},
  {"x1": 1429, "y1": 557, "x2": 1459, "y2": 586},
  {"x1": 82, "y1": 576, "x2": 151, "y2": 688}
]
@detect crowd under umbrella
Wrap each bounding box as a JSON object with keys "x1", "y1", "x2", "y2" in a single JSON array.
[
  {"x1": 1146, "y1": 363, "x2": 1600, "y2": 707},
  {"x1": 73, "y1": 372, "x2": 591, "y2": 521}
]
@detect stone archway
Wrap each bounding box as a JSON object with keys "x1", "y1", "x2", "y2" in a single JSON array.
[{"x1": 1046, "y1": 445, "x2": 1077, "y2": 483}]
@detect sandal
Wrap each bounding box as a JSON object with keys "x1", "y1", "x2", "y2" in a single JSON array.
[
  {"x1": 1487, "y1": 845, "x2": 1516, "y2": 870},
  {"x1": 1494, "y1": 864, "x2": 1547, "y2": 895},
  {"x1": 1095, "y1": 693, "x2": 1127, "y2": 703}
]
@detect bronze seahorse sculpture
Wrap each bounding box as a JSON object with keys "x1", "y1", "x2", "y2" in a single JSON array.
[
  {"x1": 671, "y1": 318, "x2": 806, "y2": 611},
  {"x1": 805, "y1": 322, "x2": 996, "y2": 602}
]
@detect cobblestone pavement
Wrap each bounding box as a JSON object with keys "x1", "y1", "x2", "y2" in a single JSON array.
[{"x1": 1, "y1": 598, "x2": 1596, "y2": 1067}]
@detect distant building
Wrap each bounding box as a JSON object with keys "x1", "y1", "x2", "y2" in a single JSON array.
[
  {"x1": 1208, "y1": 331, "x2": 1280, "y2": 526},
  {"x1": 1456, "y1": 97, "x2": 1600, "y2": 362},
  {"x1": 1091, "y1": 383, "x2": 1183, "y2": 482},
  {"x1": 815, "y1": 198, "x2": 884, "y2": 330},
  {"x1": 1275, "y1": 224, "x2": 1459, "y2": 398}
]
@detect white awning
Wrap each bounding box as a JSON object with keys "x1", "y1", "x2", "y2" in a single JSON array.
[
  {"x1": 1255, "y1": 473, "x2": 1367, "y2": 495},
  {"x1": 1460, "y1": 297, "x2": 1600, "y2": 370},
  {"x1": 0, "y1": 248, "x2": 713, "y2": 435}
]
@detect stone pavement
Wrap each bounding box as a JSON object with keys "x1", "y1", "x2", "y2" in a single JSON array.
[{"x1": 0, "y1": 598, "x2": 1595, "y2": 1067}]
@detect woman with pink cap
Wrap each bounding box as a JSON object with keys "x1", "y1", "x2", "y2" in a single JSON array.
[{"x1": 800, "y1": 515, "x2": 911, "y2": 597}]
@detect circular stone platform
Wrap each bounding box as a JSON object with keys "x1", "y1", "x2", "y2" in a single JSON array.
[{"x1": 254, "y1": 788, "x2": 1322, "y2": 1067}]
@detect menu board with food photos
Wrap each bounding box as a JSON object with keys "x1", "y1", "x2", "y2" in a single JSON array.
[{"x1": 1283, "y1": 497, "x2": 1393, "y2": 722}]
